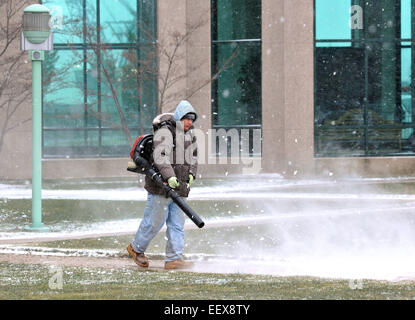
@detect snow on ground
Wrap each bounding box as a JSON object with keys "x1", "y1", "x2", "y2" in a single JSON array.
[
  {"x1": 2, "y1": 177, "x2": 415, "y2": 281},
  {"x1": 3, "y1": 179, "x2": 415, "y2": 201}
]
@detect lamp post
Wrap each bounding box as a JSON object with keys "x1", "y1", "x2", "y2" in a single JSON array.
[{"x1": 21, "y1": 4, "x2": 53, "y2": 231}]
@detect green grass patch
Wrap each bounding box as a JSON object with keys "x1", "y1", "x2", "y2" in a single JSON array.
[{"x1": 1, "y1": 262, "x2": 415, "y2": 299}]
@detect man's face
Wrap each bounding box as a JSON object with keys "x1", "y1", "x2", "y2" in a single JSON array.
[{"x1": 181, "y1": 118, "x2": 193, "y2": 131}]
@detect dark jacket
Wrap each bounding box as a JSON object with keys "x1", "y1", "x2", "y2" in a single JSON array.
[{"x1": 144, "y1": 113, "x2": 198, "y2": 197}]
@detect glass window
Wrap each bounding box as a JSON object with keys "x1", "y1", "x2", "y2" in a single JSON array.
[
  {"x1": 211, "y1": 0, "x2": 261, "y2": 156},
  {"x1": 315, "y1": 0, "x2": 352, "y2": 41},
  {"x1": 100, "y1": 0, "x2": 137, "y2": 43},
  {"x1": 315, "y1": 0, "x2": 415, "y2": 157},
  {"x1": 43, "y1": 0, "x2": 92, "y2": 44},
  {"x1": 402, "y1": 0, "x2": 411, "y2": 39},
  {"x1": 212, "y1": 42, "x2": 261, "y2": 126},
  {"x1": 41, "y1": 0, "x2": 157, "y2": 158},
  {"x1": 43, "y1": 50, "x2": 85, "y2": 129},
  {"x1": 214, "y1": 0, "x2": 261, "y2": 40}
]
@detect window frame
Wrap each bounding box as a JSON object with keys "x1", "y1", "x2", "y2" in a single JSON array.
[
  {"x1": 41, "y1": 0, "x2": 158, "y2": 158},
  {"x1": 210, "y1": 0, "x2": 262, "y2": 157},
  {"x1": 314, "y1": 0, "x2": 415, "y2": 157}
]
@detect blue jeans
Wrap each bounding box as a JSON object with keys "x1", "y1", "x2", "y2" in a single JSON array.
[{"x1": 132, "y1": 193, "x2": 185, "y2": 262}]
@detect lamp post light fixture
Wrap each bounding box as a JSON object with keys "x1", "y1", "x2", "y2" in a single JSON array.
[{"x1": 21, "y1": 4, "x2": 53, "y2": 232}]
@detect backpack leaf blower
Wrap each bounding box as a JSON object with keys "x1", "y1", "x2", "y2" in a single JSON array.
[{"x1": 127, "y1": 134, "x2": 205, "y2": 228}]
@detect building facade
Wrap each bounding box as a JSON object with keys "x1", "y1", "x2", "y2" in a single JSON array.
[{"x1": 1, "y1": 0, "x2": 415, "y2": 180}]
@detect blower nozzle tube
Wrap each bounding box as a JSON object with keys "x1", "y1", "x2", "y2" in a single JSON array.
[{"x1": 132, "y1": 155, "x2": 205, "y2": 228}]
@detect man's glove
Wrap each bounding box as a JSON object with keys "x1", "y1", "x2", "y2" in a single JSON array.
[
  {"x1": 127, "y1": 161, "x2": 137, "y2": 170},
  {"x1": 127, "y1": 161, "x2": 138, "y2": 173},
  {"x1": 188, "y1": 174, "x2": 194, "y2": 186},
  {"x1": 167, "y1": 177, "x2": 180, "y2": 189}
]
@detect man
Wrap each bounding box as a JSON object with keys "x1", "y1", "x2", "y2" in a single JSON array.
[{"x1": 127, "y1": 100, "x2": 198, "y2": 270}]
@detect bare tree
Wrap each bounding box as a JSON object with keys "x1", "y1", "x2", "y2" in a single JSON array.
[
  {"x1": 0, "y1": 0, "x2": 32, "y2": 154},
  {"x1": 155, "y1": 14, "x2": 239, "y2": 114}
]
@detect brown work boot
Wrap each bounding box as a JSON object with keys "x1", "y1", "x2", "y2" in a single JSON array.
[
  {"x1": 164, "y1": 259, "x2": 194, "y2": 270},
  {"x1": 126, "y1": 244, "x2": 149, "y2": 268}
]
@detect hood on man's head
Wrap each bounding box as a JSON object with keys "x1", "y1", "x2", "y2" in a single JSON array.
[{"x1": 173, "y1": 100, "x2": 198, "y2": 123}]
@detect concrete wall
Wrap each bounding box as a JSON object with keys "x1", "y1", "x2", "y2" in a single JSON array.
[
  {"x1": 157, "y1": 0, "x2": 187, "y2": 113},
  {"x1": 261, "y1": 0, "x2": 314, "y2": 178},
  {"x1": 0, "y1": 0, "x2": 34, "y2": 180}
]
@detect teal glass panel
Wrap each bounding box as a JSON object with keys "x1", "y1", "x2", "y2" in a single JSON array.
[
  {"x1": 402, "y1": 48, "x2": 411, "y2": 94},
  {"x1": 214, "y1": 0, "x2": 261, "y2": 40},
  {"x1": 315, "y1": 0, "x2": 352, "y2": 40},
  {"x1": 85, "y1": 0, "x2": 98, "y2": 43},
  {"x1": 43, "y1": 130, "x2": 89, "y2": 147},
  {"x1": 43, "y1": 130, "x2": 99, "y2": 157},
  {"x1": 138, "y1": 0, "x2": 157, "y2": 43},
  {"x1": 118, "y1": 47, "x2": 157, "y2": 135},
  {"x1": 100, "y1": 0, "x2": 137, "y2": 43},
  {"x1": 402, "y1": 0, "x2": 411, "y2": 39},
  {"x1": 42, "y1": 0, "x2": 97, "y2": 43},
  {"x1": 101, "y1": 130, "x2": 129, "y2": 146},
  {"x1": 401, "y1": 48, "x2": 412, "y2": 139},
  {"x1": 85, "y1": 50, "x2": 99, "y2": 128},
  {"x1": 100, "y1": 49, "x2": 139, "y2": 128},
  {"x1": 119, "y1": 49, "x2": 140, "y2": 127},
  {"x1": 87, "y1": 130, "x2": 99, "y2": 145},
  {"x1": 213, "y1": 42, "x2": 261, "y2": 126},
  {"x1": 43, "y1": 50, "x2": 85, "y2": 129},
  {"x1": 40, "y1": 1, "x2": 158, "y2": 157},
  {"x1": 42, "y1": 0, "x2": 81, "y2": 43},
  {"x1": 316, "y1": 42, "x2": 352, "y2": 47}
]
